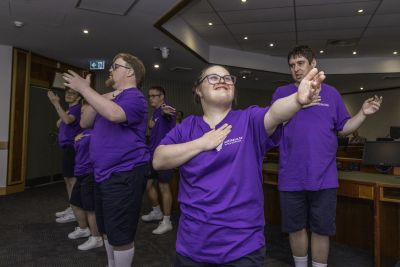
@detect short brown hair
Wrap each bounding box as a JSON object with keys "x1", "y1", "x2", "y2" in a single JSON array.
[
  {"x1": 149, "y1": 85, "x2": 166, "y2": 96},
  {"x1": 113, "y1": 53, "x2": 146, "y2": 88},
  {"x1": 287, "y1": 45, "x2": 315, "y2": 65}
]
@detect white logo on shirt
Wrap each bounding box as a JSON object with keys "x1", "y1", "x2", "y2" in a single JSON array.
[
  {"x1": 216, "y1": 143, "x2": 223, "y2": 151},
  {"x1": 317, "y1": 103, "x2": 330, "y2": 107},
  {"x1": 216, "y1": 136, "x2": 243, "y2": 152}
]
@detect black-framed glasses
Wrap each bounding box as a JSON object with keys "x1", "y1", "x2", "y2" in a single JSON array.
[
  {"x1": 148, "y1": 94, "x2": 161, "y2": 98},
  {"x1": 198, "y1": 74, "x2": 237, "y2": 85},
  {"x1": 110, "y1": 63, "x2": 131, "y2": 71}
]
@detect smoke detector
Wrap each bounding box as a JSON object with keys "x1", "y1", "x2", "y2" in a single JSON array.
[
  {"x1": 14, "y1": 21, "x2": 24, "y2": 28},
  {"x1": 154, "y1": 46, "x2": 170, "y2": 59}
]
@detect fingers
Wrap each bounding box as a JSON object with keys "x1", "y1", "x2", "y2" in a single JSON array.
[
  {"x1": 303, "y1": 68, "x2": 318, "y2": 82},
  {"x1": 68, "y1": 69, "x2": 79, "y2": 76}
]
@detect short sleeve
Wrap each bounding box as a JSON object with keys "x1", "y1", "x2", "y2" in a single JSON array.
[
  {"x1": 271, "y1": 88, "x2": 282, "y2": 104},
  {"x1": 248, "y1": 106, "x2": 281, "y2": 150},
  {"x1": 160, "y1": 123, "x2": 183, "y2": 145},
  {"x1": 117, "y1": 90, "x2": 147, "y2": 126},
  {"x1": 334, "y1": 91, "x2": 351, "y2": 132},
  {"x1": 70, "y1": 104, "x2": 81, "y2": 126}
]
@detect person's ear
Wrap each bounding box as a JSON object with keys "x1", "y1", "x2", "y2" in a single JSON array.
[
  {"x1": 195, "y1": 88, "x2": 202, "y2": 98},
  {"x1": 127, "y1": 68, "x2": 135, "y2": 77},
  {"x1": 311, "y1": 59, "x2": 317, "y2": 68}
]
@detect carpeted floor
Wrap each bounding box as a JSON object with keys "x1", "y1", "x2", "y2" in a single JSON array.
[{"x1": 0, "y1": 182, "x2": 379, "y2": 266}]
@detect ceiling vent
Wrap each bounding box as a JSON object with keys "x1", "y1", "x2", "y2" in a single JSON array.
[
  {"x1": 76, "y1": 0, "x2": 139, "y2": 16},
  {"x1": 170, "y1": 66, "x2": 192, "y2": 72},
  {"x1": 383, "y1": 75, "x2": 400, "y2": 80},
  {"x1": 327, "y1": 39, "x2": 357, "y2": 47}
]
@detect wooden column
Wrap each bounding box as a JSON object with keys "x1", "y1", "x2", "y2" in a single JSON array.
[{"x1": 6, "y1": 48, "x2": 31, "y2": 194}]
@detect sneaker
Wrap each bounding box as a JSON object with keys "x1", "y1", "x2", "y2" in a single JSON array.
[
  {"x1": 77, "y1": 236, "x2": 103, "y2": 250},
  {"x1": 56, "y1": 212, "x2": 76, "y2": 223},
  {"x1": 141, "y1": 210, "x2": 163, "y2": 222},
  {"x1": 55, "y1": 207, "x2": 72, "y2": 218},
  {"x1": 68, "y1": 227, "x2": 91, "y2": 239},
  {"x1": 152, "y1": 221, "x2": 173, "y2": 235}
]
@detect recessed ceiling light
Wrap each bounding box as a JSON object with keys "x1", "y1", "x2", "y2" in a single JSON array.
[
  {"x1": 353, "y1": 51, "x2": 357, "y2": 55},
  {"x1": 394, "y1": 51, "x2": 398, "y2": 55},
  {"x1": 244, "y1": 36, "x2": 248, "y2": 40},
  {"x1": 320, "y1": 50, "x2": 324, "y2": 54},
  {"x1": 154, "y1": 64, "x2": 160, "y2": 69},
  {"x1": 208, "y1": 22, "x2": 213, "y2": 26},
  {"x1": 358, "y1": 9, "x2": 364, "y2": 13},
  {"x1": 83, "y1": 29, "x2": 89, "y2": 34},
  {"x1": 360, "y1": 87, "x2": 364, "y2": 90},
  {"x1": 269, "y1": 43, "x2": 274, "y2": 47},
  {"x1": 241, "y1": 0, "x2": 247, "y2": 3},
  {"x1": 255, "y1": 77, "x2": 259, "y2": 81}
]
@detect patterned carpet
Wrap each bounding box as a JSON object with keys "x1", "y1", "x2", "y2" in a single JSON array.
[{"x1": 0, "y1": 182, "x2": 383, "y2": 267}]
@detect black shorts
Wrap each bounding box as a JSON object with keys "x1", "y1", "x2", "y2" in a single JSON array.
[
  {"x1": 148, "y1": 164, "x2": 173, "y2": 183},
  {"x1": 62, "y1": 145, "x2": 75, "y2": 178},
  {"x1": 280, "y1": 189, "x2": 337, "y2": 236},
  {"x1": 70, "y1": 174, "x2": 95, "y2": 211},
  {"x1": 175, "y1": 247, "x2": 265, "y2": 267},
  {"x1": 95, "y1": 164, "x2": 148, "y2": 246}
]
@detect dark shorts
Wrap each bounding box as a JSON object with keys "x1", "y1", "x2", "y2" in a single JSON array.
[
  {"x1": 280, "y1": 189, "x2": 337, "y2": 236},
  {"x1": 62, "y1": 145, "x2": 75, "y2": 178},
  {"x1": 70, "y1": 174, "x2": 95, "y2": 211},
  {"x1": 175, "y1": 247, "x2": 266, "y2": 267},
  {"x1": 148, "y1": 164, "x2": 173, "y2": 183},
  {"x1": 95, "y1": 164, "x2": 148, "y2": 246}
]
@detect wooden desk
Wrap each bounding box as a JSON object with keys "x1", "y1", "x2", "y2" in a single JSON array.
[{"x1": 263, "y1": 163, "x2": 400, "y2": 267}]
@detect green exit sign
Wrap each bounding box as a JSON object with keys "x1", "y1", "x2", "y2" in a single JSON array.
[{"x1": 89, "y1": 60, "x2": 105, "y2": 70}]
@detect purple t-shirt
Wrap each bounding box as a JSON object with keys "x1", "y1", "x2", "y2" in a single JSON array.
[
  {"x1": 149, "y1": 104, "x2": 176, "y2": 158},
  {"x1": 74, "y1": 129, "x2": 93, "y2": 177},
  {"x1": 90, "y1": 88, "x2": 149, "y2": 182},
  {"x1": 160, "y1": 106, "x2": 281, "y2": 263},
  {"x1": 58, "y1": 104, "x2": 81, "y2": 147},
  {"x1": 271, "y1": 83, "x2": 350, "y2": 191}
]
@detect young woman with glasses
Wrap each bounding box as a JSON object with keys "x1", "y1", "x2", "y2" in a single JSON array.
[{"x1": 152, "y1": 65, "x2": 325, "y2": 266}]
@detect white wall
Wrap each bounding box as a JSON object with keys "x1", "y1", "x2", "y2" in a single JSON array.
[
  {"x1": 0, "y1": 45, "x2": 13, "y2": 187},
  {"x1": 342, "y1": 89, "x2": 400, "y2": 140}
]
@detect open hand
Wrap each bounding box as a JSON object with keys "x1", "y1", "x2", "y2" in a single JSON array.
[
  {"x1": 63, "y1": 70, "x2": 91, "y2": 93},
  {"x1": 198, "y1": 123, "x2": 232, "y2": 151},
  {"x1": 47, "y1": 91, "x2": 60, "y2": 104},
  {"x1": 161, "y1": 104, "x2": 176, "y2": 116},
  {"x1": 297, "y1": 68, "x2": 325, "y2": 105},
  {"x1": 362, "y1": 95, "x2": 383, "y2": 115}
]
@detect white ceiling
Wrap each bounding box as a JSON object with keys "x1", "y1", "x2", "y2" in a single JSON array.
[{"x1": 0, "y1": 0, "x2": 400, "y2": 93}]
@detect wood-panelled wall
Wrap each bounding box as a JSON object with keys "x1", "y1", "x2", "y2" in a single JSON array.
[{"x1": 4, "y1": 49, "x2": 89, "y2": 195}]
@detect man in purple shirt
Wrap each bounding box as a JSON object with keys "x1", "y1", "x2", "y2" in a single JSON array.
[
  {"x1": 141, "y1": 85, "x2": 176, "y2": 235},
  {"x1": 271, "y1": 45, "x2": 383, "y2": 267},
  {"x1": 47, "y1": 88, "x2": 81, "y2": 223},
  {"x1": 153, "y1": 64, "x2": 325, "y2": 266},
  {"x1": 63, "y1": 53, "x2": 149, "y2": 267}
]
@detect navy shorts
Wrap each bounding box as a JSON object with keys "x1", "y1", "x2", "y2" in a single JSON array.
[
  {"x1": 149, "y1": 164, "x2": 173, "y2": 183},
  {"x1": 62, "y1": 145, "x2": 75, "y2": 178},
  {"x1": 280, "y1": 189, "x2": 337, "y2": 236},
  {"x1": 95, "y1": 164, "x2": 148, "y2": 246},
  {"x1": 70, "y1": 174, "x2": 95, "y2": 211},
  {"x1": 175, "y1": 246, "x2": 265, "y2": 267}
]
